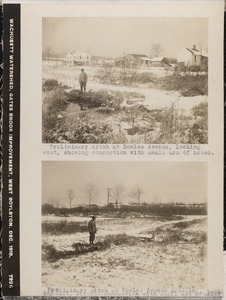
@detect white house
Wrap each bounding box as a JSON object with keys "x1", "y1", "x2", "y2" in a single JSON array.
[
  {"x1": 65, "y1": 51, "x2": 91, "y2": 66},
  {"x1": 177, "y1": 45, "x2": 208, "y2": 70},
  {"x1": 65, "y1": 52, "x2": 74, "y2": 65}
]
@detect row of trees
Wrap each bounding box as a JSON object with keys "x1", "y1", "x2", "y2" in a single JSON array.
[
  {"x1": 47, "y1": 183, "x2": 145, "y2": 211},
  {"x1": 44, "y1": 182, "x2": 207, "y2": 217},
  {"x1": 42, "y1": 202, "x2": 207, "y2": 216}
]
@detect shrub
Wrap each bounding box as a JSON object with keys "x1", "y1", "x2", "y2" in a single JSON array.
[
  {"x1": 42, "y1": 204, "x2": 57, "y2": 215},
  {"x1": 161, "y1": 74, "x2": 208, "y2": 96},
  {"x1": 42, "y1": 244, "x2": 59, "y2": 262},
  {"x1": 94, "y1": 67, "x2": 156, "y2": 86},
  {"x1": 44, "y1": 116, "x2": 113, "y2": 143},
  {"x1": 188, "y1": 102, "x2": 208, "y2": 144},
  {"x1": 44, "y1": 88, "x2": 68, "y2": 116},
  {"x1": 42, "y1": 79, "x2": 59, "y2": 91}
]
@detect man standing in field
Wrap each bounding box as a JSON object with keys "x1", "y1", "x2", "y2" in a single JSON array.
[
  {"x1": 79, "y1": 68, "x2": 88, "y2": 92},
  {"x1": 88, "y1": 216, "x2": 97, "y2": 245}
]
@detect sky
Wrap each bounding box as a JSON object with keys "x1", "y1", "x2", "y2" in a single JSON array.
[
  {"x1": 42, "y1": 17, "x2": 208, "y2": 58},
  {"x1": 42, "y1": 162, "x2": 207, "y2": 207}
]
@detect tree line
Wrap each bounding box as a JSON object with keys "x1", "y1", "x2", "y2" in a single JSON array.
[
  {"x1": 42, "y1": 202, "x2": 207, "y2": 216},
  {"x1": 47, "y1": 183, "x2": 145, "y2": 211}
]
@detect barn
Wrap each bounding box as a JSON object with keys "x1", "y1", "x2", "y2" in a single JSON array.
[
  {"x1": 124, "y1": 54, "x2": 152, "y2": 67},
  {"x1": 177, "y1": 45, "x2": 208, "y2": 71},
  {"x1": 114, "y1": 54, "x2": 152, "y2": 67}
]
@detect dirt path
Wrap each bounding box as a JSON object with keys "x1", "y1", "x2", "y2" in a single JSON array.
[{"x1": 125, "y1": 215, "x2": 206, "y2": 238}]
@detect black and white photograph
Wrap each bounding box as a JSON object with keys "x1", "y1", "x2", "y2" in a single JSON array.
[
  {"x1": 42, "y1": 161, "x2": 207, "y2": 289},
  {"x1": 42, "y1": 18, "x2": 208, "y2": 144},
  {"x1": 2, "y1": 0, "x2": 224, "y2": 297}
]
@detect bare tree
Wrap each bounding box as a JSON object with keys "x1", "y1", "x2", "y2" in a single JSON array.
[
  {"x1": 66, "y1": 189, "x2": 75, "y2": 210},
  {"x1": 48, "y1": 194, "x2": 56, "y2": 206},
  {"x1": 84, "y1": 182, "x2": 99, "y2": 208},
  {"x1": 111, "y1": 184, "x2": 125, "y2": 210},
  {"x1": 151, "y1": 43, "x2": 163, "y2": 57},
  {"x1": 130, "y1": 184, "x2": 144, "y2": 206}
]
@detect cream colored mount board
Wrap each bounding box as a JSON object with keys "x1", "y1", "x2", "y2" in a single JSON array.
[{"x1": 2, "y1": 0, "x2": 224, "y2": 298}]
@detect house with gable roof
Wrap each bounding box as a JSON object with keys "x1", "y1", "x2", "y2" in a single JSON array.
[
  {"x1": 65, "y1": 51, "x2": 90, "y2": 66},
  {"x1": 177, "y1": 45, "x2": 208, "y2": 71}
]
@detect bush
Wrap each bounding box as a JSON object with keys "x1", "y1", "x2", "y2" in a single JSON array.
[
  {"x1": 42, "y1": 79, "x2": 59, "y2": 91},
  {"x1": 188, "y1": 102, "x2": 208, "y2": 144},
  {"x1": 95, "y1": 67, "x2": 156, "y2": 86},
  {"x1": 145, "y1": 101, "x2": 208, "y2": 144},
  {"x1": 43, "y1": 115, "x2": 113, "y2": 143},
  {"x1": 161, "y1": 74, "x2": 208, "y2": 96},
  {"x1": 43, "y1": 88, "x2": 68, "y2": 116},
  {"x1": 42, "y1": 204, "x2": 57, "y2": 215},
  {"x1": 42, "y1": 244, "x2": 59, "y2": 262}
]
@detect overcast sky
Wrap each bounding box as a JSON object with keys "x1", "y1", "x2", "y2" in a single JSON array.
[
  {"x1": 42, "y1": 162, "x2": 207, "y2": 207},
  {"x1": 42, "y1": 17, "x2": 208, "y2": 58}
]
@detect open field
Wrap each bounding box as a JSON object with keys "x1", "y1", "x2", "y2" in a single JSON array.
[
  {"x1": 42, "y1": 64, "x2": 208, "y2": 144},
  {"x1": 42, "y1": 215, "x2": 207, "y2": 288}
]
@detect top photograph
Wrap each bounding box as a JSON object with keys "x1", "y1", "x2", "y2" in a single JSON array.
[{"x1": 42, "y1": 17, "x2": 208, "y2": 144}]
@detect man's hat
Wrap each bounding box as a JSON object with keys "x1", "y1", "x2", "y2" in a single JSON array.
[
  {"x1": 90, "y1": 215, "x2": 96, "y2": 219},
  {"x1": 81, "y1": 68, "x2": 84, "y2": 71}
]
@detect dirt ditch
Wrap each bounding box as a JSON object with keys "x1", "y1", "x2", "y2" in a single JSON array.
[
  {"x1": 42, "y1": 79, "x2": 208, "y2": 144},
  {"x1": 42, "y1": 242, "x2": 107, "y2": 262}
]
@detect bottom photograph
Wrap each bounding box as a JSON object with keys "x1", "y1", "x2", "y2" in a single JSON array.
[{"x1": 42, "y1": 161, "x2": 207, "y2": 289}]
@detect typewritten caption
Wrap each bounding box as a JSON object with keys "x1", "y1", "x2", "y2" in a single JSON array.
[
  {"x1": 43, "y1": 287, "x2": 223, "y2": 298},
  {"x1": 43, "y1": 144, "x2": 214, "y2": 157}
]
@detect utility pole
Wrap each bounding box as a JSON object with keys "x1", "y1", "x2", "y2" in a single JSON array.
[{"x1": 106, "y1": 188, "x2": 111, "y2": 205}]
